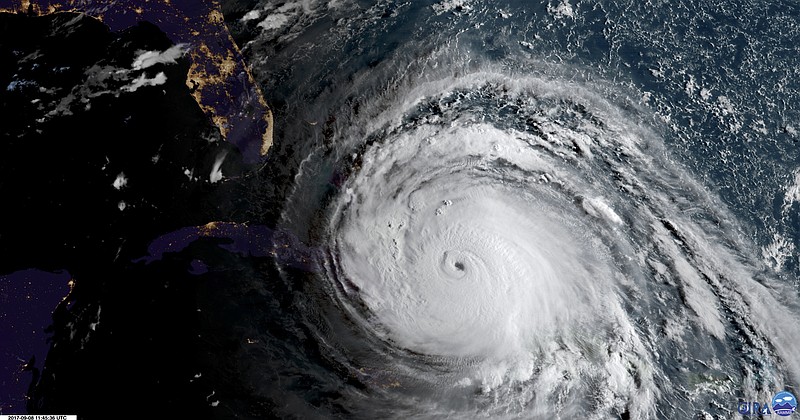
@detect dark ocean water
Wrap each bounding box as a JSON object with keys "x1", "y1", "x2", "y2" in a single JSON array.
[{"x1": 215, "y1": 0, "x2": 800, "y2": 418}]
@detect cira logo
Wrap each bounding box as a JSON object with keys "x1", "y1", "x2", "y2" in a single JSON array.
[
  {"x1": 739, "y1": 400, "x2": 772, "y2": 416},
  {"x1": 739, "y1": 391, "x2": 797, "y2": 417},
  {"x1": 773, "y1": 391, "x2": 798, "y2": 417}
]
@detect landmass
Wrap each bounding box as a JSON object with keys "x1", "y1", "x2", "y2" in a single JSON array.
[{"x1": 0, "y1": 0, "x2": 274, "y2": 162}]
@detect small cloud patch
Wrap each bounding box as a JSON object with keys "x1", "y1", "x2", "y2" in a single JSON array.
[
  {"x1": 210, "y1": 151, "x2": 228, "y2": 183},
  {"x1": 123, "y1": 72, "x2": 167, "y2": 92},
  {"x1": 132, "y1": 44, "x2": 189, "y2": 71},
  {"x1": 112, "y1": 172, "x2": 128, "y2": 190}
]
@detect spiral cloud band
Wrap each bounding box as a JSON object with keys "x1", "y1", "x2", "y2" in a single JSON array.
[{"x1": 280, "y1": 58, "x2": 800, "y2": 418}]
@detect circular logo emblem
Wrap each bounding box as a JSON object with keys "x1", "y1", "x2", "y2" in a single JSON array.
[
  {"x1": 772, "y1": 391, "x2": 798, "y2": 417},
  {"x1": 738, "y1": 401, "x2": 751, "y2": 415}
]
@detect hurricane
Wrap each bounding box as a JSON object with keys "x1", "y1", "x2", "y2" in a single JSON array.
[{"x1": 232, "y1": 1, "x2": 800, "y2": 418}]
